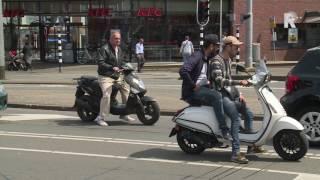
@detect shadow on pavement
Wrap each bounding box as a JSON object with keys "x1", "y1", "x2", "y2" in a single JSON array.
[
  {"x1": 54, "y1": 119, "x2": 145, "y2": 127},
  {"x1": 129, "y1": 148, "x2": 284, "y2": 163}
]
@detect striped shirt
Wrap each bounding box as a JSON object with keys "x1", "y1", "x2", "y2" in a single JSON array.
[{"x1": 209, "y1": 54, "x2": 241, "y2": 91}]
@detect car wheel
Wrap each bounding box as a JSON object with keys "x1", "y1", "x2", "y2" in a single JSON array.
[{"x1": 295, "y1": 106, "x2": 320, "y2": 144}]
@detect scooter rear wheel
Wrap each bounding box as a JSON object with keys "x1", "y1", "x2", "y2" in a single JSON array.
[
  {"x1": 76, "y1": 96, "x2": 98, "y2": 122},
  {"x1": 273, "y1": 130, "x2": 308, "y2": 161},
  {"x1": 177, "y1": 129, "x2": 205, "y2": 155}
]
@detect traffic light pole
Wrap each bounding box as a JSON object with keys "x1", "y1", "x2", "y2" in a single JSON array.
[
  {"x1": 196, "y1": 0, "x2": 210, "y2": 48},
  {"x1": 200, "y1": 26, "x2": 204, "y2": 46},
  {"x1": 0, "y1": 0, "x2": 5, "y2": 79},
  {"x1": 245, "y1": 0, "x2": 253, "y2": 68}
]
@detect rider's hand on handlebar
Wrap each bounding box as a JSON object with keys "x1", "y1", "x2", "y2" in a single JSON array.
[
  {"x1": 113, "y1": 67, "x2": 121, "y2": 72},
  {"x1": 240, "y1": 80, "x2": 251, "y2": 87}
]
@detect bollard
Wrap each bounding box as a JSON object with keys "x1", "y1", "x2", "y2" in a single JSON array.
[
  {"x1": 236, "y1": 26, "x2": 240, "y2": 63},
  {"x1": 252, "y1": 43, "x2": 261, "y2": 62},
  {"x1": 58, "y1": 32, "x2": 62, "y2": 73}
]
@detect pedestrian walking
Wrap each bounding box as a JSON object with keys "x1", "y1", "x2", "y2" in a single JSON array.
[
  {"x1": 22, "y1": 40, "x2": 33, "y2": 71},
  {"x1": 135, "y1": 38, "x2": 145, "y2": 73},
  {"x1": 180, "y1": 35, "x2": 194, "y2": 64}
]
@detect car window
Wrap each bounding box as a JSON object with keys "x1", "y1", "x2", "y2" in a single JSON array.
[{"x1": 292, "y1": 49, "x2": 320, "y2": 75}]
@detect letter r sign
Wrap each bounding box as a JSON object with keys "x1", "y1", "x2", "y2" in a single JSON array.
[{"x1": 284, "y1": 12, "x2": 297, "y2": 29}]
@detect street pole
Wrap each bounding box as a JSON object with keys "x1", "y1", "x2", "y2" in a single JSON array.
[
  {"x1": 245, "y1": 0, "x2": 253, "y2": 68},
  {"x1": 0, "y1": 0, "x2": 5, "y2": 79},
  {"x1": 219, "y1": 0, "x2": 223, "y2": 51}
]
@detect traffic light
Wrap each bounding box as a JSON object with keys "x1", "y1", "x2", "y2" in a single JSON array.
[
  {"x1": 197, "y1": 0, "x2": 210, "y2": 26},
  {"x1": 64, "y1": 16, "x2": 70, "y2": 24}
]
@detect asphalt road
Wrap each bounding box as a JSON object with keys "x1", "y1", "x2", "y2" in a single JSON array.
[{"x1": 0, "y1": 108, "x2": 319, "y2": 180}]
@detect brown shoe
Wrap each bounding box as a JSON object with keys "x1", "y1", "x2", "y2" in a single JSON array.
[
  {"x1": 247, "y1": 146, "x2": 267, "y2": 154},
  {"x1": 231, "y1": 153, "x2": 249, "y2": 164}
]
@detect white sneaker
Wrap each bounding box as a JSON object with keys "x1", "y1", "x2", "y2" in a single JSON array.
[
  {"x1": 120, "y1": 115, "x2": 136, "y2": 122},
  {"x1": 94, "y1": 116, "x2": 109, "y2": 126}
]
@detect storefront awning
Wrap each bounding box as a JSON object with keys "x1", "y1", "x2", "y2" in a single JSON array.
[{"x1": 302, "y1": 11, "x2": 320, "y2": 23}]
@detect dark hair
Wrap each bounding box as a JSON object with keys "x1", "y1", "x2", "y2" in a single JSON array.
[{"x1": 203, "y1": 34, "x2": 219, "y2": 49}]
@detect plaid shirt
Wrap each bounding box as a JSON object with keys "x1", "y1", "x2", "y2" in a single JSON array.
[{"x1": 209, "y1": 54, "x2": 241, "y2": 91}]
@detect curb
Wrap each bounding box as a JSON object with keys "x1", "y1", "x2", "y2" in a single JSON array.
[
  {"x1": 2, "y1": 81, "x2": 76, "y2": 85},
  {"x1": 8, "y1": 103, "x2": 263, "y2": 120}
]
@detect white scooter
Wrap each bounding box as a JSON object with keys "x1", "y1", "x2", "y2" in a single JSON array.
[{"x1": 170, "y1": 60, "x2": 308, "y2": 161}]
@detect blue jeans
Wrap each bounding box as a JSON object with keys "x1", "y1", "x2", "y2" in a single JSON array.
[
  {"x1": 223, "y1": 96, "x2": 241, "y2": 156},
  {"x1": 238, "y1": 101, "x2": 254, "y2": 132},
  {"x1": 243, "y1": 106, "x2": 254, "y2": 131},
  {"x1": 182, "y1": 54, "x2": 191, "y2": 64},
  {"x1": 192, "y1": 87, "x2": 227, "y2": 131}
]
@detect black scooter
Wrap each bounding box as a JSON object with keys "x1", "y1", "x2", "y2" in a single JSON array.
[{"x1": 74, "y1": 63, "x2": 160, "y2": 125}]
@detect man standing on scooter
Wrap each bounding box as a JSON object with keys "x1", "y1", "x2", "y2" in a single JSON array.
[
  {"x1": 95, "y1": 30, "x2": 135, "y2": 126},
  {"x1": 179, "y1": 34, "x2": 230, "y2": 139}
]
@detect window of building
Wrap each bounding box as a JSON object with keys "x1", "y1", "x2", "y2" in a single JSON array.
[{"x1": 274, "y1": 24, "x2": 306, "y2": 49}]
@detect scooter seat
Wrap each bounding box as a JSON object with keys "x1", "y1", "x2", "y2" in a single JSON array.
[
  {"x1": 80, "y1": 75, "x2": 98, "y2": 81},
  {"x1": 185, "y1": 99, "x2": 202, "y2": 107}
]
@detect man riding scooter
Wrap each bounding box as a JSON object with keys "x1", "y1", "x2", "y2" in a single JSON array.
[
  {"x1": 179, "y1": 34, "x2": 230, "y2": 139},
  {"x1": 94, "y1": 30, "x2": 135, "y2": 126},
  {"x1": 210, "y1": 36, "x2": 266, "y2": 163}
]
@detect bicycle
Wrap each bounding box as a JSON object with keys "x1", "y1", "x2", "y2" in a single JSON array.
[{"x1": 77, "y1": 46, "x2": 100, "y2": 64}]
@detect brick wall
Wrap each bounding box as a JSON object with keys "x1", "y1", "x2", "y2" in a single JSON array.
[{"x1": 233, "y1": 0, "x2": 320, "y2": 61}]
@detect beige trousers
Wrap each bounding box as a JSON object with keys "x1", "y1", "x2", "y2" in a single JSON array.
[{"x1": 98, "y1": 76, "x2": 130, "y2": 120}]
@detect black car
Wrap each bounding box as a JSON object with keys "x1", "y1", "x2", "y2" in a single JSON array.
[{"x1": 280, "y1": 47, "x2": 320, "y2": 144}]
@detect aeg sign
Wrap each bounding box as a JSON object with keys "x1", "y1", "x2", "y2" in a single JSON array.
[{"x1": 137, "y1": 8, "x2": 162, "y2": 17}]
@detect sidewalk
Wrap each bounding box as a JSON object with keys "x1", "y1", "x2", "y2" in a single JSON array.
[{"x1": 2, "y1": 61, "x2": 294, "y2": 117}]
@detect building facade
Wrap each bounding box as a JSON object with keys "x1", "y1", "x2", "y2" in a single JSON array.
[
  {"x1": 234, "y1": 0, "x2": 320, "y2": 61},
  {"x1": 3, "y1": 0, "x2": 232, "y2": 62},
  {"x1": 3, "y1": 0, "x2": 319, "y2": 62}
]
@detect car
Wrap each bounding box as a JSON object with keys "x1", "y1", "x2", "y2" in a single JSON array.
[
  {"x1": 0, "y1": 83, "x2": 7, "y2": 111},
  {"x1": 280, "y1": 46, "x2": 320, "y2": 144}
]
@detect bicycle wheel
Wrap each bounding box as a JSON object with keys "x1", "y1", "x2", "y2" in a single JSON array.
[{"x1": 77, "y1": 51, "x2": 88, "y2": 64}]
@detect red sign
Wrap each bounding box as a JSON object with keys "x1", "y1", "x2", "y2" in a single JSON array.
[
  {"x1": 88, "y1": 8, "x2": 111, "y2": 17},
  {"x1": 3, "y1": 9, "x2": 24, "y2": 17},
  {"x1": 137, "y1": 8, "x2": 162, "y2": 17}
]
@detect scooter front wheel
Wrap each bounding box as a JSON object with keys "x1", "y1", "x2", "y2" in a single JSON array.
[
  {"x1": 273, "y1": 130, "x2": 309, "y2": 161},
  {"x1": 177, "y1": 129, "x2": 205, "y2": 155},
  {"x1": 136, "y1": 101, "x2": 160, "y2": 125}
]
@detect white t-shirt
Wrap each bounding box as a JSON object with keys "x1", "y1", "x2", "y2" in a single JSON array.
[
  {"x1": 136, "y1": 42, "x2": 144, "y2": 54},
  {"x1": 196, "y1": 63, "x2": 208, "y2": 86},
  {"x1": 180, "y1": 40, "x2": 193, "y2": 55},
  {"x1": 115, "y1": 47, "x2": 119, "y2": 60}
]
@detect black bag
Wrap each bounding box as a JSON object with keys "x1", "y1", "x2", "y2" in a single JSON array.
[{"x1": 222, "y1": 86, "x2": 240, "y2": 101}]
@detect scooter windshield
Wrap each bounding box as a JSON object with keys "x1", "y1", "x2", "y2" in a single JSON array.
[{"x1": 251, "y1": 60, "x2": 270, "y2": 85}]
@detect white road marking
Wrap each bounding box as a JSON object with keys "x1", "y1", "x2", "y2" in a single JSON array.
[
  {"x1": 0, "y1": 114, "x2": 78, "y2": 121},
  {"x1": 39, "y1": 84, "x2": 71, "y2": 88},
  {"x1": 0, "y1": 146, "x2": 319, "y2": 179},
  {"x1": 1, "y1": 131, "x2": 320, "y2": 159}
]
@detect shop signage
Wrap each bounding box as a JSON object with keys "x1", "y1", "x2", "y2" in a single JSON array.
[
  {"x1": 288, "y1": 28, "x2": 298, "y2": 44},
  {"x1": 88, "y1": 8, "x2": 111, "y2": 17},
  {"x1": 284, "y1": 11, "x2": 297, "y2": 28},
  {"x1": 137, "y1": 8, "x2": 162, "y2": 17},
  {"x1": 3, "y1": 9, "x2": 24, "y2": 17}
]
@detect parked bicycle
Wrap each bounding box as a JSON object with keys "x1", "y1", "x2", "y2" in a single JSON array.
[{"x1": 77, "y1": 45, "x2": 100, "y2": 64}]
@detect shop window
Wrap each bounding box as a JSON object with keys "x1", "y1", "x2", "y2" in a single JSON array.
[{"x1": 274, "y1": 24, "x2": 306, "y2": 49}]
